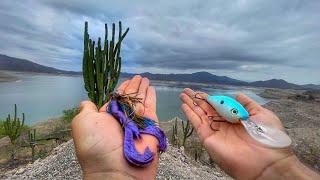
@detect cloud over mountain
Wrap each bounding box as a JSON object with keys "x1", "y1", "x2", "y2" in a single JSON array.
[{"x1": 0, "y1": 0, "x2": 319, "y2": 84}]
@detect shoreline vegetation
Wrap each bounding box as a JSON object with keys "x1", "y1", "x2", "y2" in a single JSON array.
[{"x1": 1, "y1": 88, "x2": 319, "y2": 178}]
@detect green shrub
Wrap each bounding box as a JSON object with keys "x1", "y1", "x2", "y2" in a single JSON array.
[{"x1": 0, "y1": 120, "x2": 28, "y2": 139}]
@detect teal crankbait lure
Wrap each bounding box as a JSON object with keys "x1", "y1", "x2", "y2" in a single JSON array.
[{"x1": 206, "y1": 95, "x2": 292, "y2": 148}]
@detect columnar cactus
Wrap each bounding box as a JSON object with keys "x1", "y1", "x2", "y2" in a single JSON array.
[
  {"x1": 82, "y1": 21, "x2": 129, "y2": 108},
  {"x1": 181, "y1": 120, "x2": 194, "y2": 147},
  {"x1": 28, "y1": 129, "x2": 37, "y2": 161},
  {"x1": 194, "y1": 145, "x2": 204, "y2": 162},
  {"x1": 170, "y1": 118, "x2": 179, "y2": 146},
  {"x1": 3, "y1": 104, "x2": 25, "y2": 144},
  {"x1": 3, "y1": 104, "x2": 25, "y2": 160},
  {"x1": 194, "y1": 148, "x2": 200, "y2": 161}
]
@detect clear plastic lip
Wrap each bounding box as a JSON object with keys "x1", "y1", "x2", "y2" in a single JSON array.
[{"x1": 240, "y1": 119, "x2": 292, "y2": 148}]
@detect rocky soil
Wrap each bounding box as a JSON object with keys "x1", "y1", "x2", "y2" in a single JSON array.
[
  {"x1": 1, "y1": 140, "x2": 230, "y2": 180},
  {"x1": 260, "y1": 89, "x2": 320, "y2": 171}
]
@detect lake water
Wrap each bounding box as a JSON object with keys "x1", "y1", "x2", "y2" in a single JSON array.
[{"x1": 0, "y1": 74, "x2": 267, "y2": 125}]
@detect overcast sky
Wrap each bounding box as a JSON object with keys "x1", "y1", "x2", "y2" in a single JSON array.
[{"x1": 0, "y1": 0, "x2": 319, "y2": 84}]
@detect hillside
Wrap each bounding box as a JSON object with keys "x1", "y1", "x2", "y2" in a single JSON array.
[
  {"x1": 0, "y1": 54, "x2": 80, "y2": 75},
  {"x1": 302, "y1": 84, "x2": 320, "y2": 90},
  {"x1": 249, "y1": 79, "x2": 303, "y2": 89},
  {"x1": 121, "y1": 72, "x2": 320, "y2": 90},
  {"x1": 122, "y1": 71, "x2": 246, "y2": 86}
]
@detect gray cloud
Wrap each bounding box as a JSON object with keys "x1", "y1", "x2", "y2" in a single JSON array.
[{"x1": 0, "y1": 0, "x2": 319, "y2": 84}]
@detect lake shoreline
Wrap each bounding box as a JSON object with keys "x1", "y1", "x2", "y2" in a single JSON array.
[
  {"x1": 0, "y1": 70, "x2": 308, "y2": 92},
  {"x1": 0, "y1": 70, "x2": 82, "y2": 83},
  {"x1": 0, "y1": 71, "x2": 20, "y2": 82}
]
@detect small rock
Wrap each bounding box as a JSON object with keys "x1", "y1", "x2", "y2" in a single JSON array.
[{"x1": 15, "y1": 168, "x2": 25, "y2": 174}]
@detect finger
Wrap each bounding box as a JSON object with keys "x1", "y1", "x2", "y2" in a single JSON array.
[
  {"x1": 181, "y1": 103, "x2": 214, "y2": 142},
  {"x1": 179, "y1": 92, "x2": 206, "y2": 118},
  {"x1": 79, "y1": 101, "x2": 98, "y2": 114},
  {"x1": 144, "y1": 86, "x2": 158, "y2": 122},
  {"x1": 137, "y1": 78, "x2": 150, "y2": 103},
  {"x1": 183, "y1": 88, "x2": 221, "y2": 118},
  {"x1": 180, "y1": 93, "x2": 224, "y2": 131},
  {"x1": 99, "y1": 102, "x2": 109, "y2": 113},
  {"x1": 124, "y1": 75, "x2": 142, "y2": 95},
  {"x1": 99, "y1": 80, "x2": 131, "y2": 112},
  {"x1": 117, "y1": 80, "x2": 130, "y2": 94},
  {"x1": 181, "y1": 103, "x2": 201, "y2": 130},
  {"x1": 135, "y1": 78, "x2": 150, "y2": 116},
  {"x1": 236, "y1": 93, "x2": 262, "y2": 113}
]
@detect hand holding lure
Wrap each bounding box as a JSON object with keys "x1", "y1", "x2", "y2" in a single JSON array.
[{"x1": 205, "y1": 95, "x2": 292, "y2": 148}]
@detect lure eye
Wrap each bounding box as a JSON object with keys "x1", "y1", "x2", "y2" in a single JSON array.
[
  {"x1": 231, "y1": 108, "x2": 238, "y2": 115},
  {"x1": 220, "y1": 100, "x2": 224, "y2": 104}
]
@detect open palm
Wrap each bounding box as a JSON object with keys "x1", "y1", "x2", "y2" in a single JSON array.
[
  {"x1": 72, "y1": 75, "x2": 160, "y2": 180},
  {"x1": 180, "y1": 88, "x2": 293, "y2": 180}
]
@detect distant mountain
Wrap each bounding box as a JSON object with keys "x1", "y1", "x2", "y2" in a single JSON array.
[
  {"x1": 1, "y1": 54, "x2": 319, "y2": 90},
  {"x1": 302, "y1": 84, "x2": 320, "y2": 90},
  {"x1": 121, "y1": 72, "x2": 320, "y2": 90},
  {"x1": 249, "y1": 79, "x2": 303, "y2": 89},
  {"x1": 0, "y1": 54, "x2": 80, "y2": 75},
  {"x1": 121, "y1": 71, "x2": 247, "y2": 86}
]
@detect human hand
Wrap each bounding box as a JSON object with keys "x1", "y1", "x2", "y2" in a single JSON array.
[
  {"x1": 72, "y1": 75, "x2": 159, "y2": 180},
  {"x1": 180, "y1": 88, "x2": 303, "y2": 180}
]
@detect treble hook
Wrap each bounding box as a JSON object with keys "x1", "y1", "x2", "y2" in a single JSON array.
[
  {"x1": 194, "y1": 92, "x2": 206, "y2": 100},
  {"x1": 193, "y1": 92, "x2": 206, "y2": 106},
  {"x1": 192, "y1": 92, "x2": 228, "y2": 131},
  {"x1": 208, "y1": 115, "x2": 222, "y2": 120},
  {"x1": 210, "y1": 121, "x2": 219, "y2": 131},
  {"x1": 209, "y1": 116, "x2": 227, "y2": 131}
]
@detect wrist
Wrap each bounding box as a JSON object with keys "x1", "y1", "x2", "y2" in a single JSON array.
[
  {"x1": 257, "y1": 155, "x2": 319, "y2": 180},
  {"x1": 83, "y1": 171, "x2": 137, "y2": 180}
]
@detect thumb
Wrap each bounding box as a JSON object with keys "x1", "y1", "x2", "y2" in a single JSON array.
[{"x1": 79, "y1": 100, "x2": 98, "y2": 114}]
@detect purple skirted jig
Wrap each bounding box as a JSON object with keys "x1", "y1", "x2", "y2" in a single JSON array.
[{"x1": 107, "y1": 96, "x2": 167, "y2": 167}]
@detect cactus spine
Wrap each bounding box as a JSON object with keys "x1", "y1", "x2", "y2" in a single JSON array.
[
  {"x1": 83, "y1": 21, "x2": 129, "y2": 108},
  {"x1": 181, "y1": 120, "x2": 194, "y2": 147}
]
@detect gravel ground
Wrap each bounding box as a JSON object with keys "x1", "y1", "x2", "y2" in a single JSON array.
[
  {"x1": 261, "y1": 89, "x2": 320, "y2": 171},
  {"x1": 1, "y1": 140, "x2": 231, "y2": 180}
]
